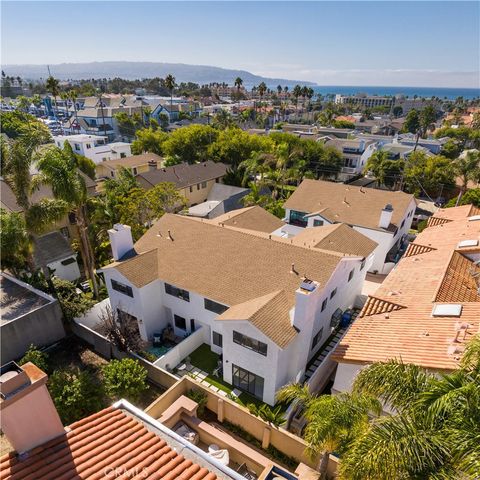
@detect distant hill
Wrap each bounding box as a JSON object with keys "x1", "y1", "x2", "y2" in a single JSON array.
[{"x1": 2, "y1": 61, "x2": 316, "y2": 87}]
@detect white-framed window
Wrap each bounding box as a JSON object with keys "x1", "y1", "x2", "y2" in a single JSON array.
[{"x1": 348, "y1": 269, "x2": 354, "y2": 282}]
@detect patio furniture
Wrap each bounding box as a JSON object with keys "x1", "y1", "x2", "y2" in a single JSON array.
[
  {"x1": 173, "y1": 422, "x2": 199, "y2": 446},
  {"x1": 208, "y1": 444, "x2": 229, "y2": 466},
  {"x1": 152, "y1": 333, "x2": 162, "y2": 347},
  {"x1": 237, "y1": 463, "x2": 257, "y2": 480}
]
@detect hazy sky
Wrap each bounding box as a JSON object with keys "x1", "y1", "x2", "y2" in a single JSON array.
[{"x1": 1, "y1": 1, "x2": 479, "y2": 87}]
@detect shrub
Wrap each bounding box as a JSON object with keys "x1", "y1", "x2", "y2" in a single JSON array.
[
  {"x1": 19, "y1": 345, "x2": 49, "y2": 373},
  {"x1": 186, "y1": 389, "x2": 208, "y2": 417},
  {"x1": 102, "y1": 358, "x2": 148, "y2": 402},
  {"x1": 48, "y1": 368, "x2": 104, "y2": 424}
]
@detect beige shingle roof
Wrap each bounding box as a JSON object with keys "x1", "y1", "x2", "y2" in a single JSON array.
[
  {"x1": 284, "y1": 179, "x2": 414, "y2": 231},
  {"x1": 333, "y1": 205, "x2": 480, "y2": 370},
  {"x1": 209, "y1": 206, "x2": 284, "y2": 233},
  {"x1": 290, "y1": 223, "x2": 378, "y2": 258},
  {"x1": 99, "y1": 153, "x2": 163, "y2": 170},
  {"x1": 105, "y1": 214, "x2": 347, "y2": 347},
  {"x1": 218, "y1": 290, "x2": 297, "y2": 348}
]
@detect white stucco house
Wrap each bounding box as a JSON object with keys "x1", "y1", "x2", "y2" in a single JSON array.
[
  {"x1": 331, "y1": 204, "x2": 480, "y2": 402},
  {"x1": 53, "y1": 134, "x2": 132, "y2": 164},
  {"x1": 282, "y1": 179, "x2": 416, "y2": 274},
  {"x1": 100, "y1": 207, "x2": 377, "y2": 405}
]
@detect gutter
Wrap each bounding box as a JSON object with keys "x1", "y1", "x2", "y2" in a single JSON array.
[{"x1": 113, "y1": 399, "x2": 246, "y2": 480}]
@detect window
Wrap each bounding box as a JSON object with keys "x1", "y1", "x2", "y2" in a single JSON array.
[
  {"x1": 68, "y1": 212, "x2": 77, "y2": 225},
  {"x1": 201, "y1": 181, "x2": 207, "y2": 189},
  {"x1": 60, "y1": 227, "x2": 70, "y2": 239},
  {"x1": 311, "y1": 328, "x2": 323, "y2": 350},
  {"x1": 165, "y1": 283, "x2": 190, "y2": 302},
  {"x1": 400, "y1": 219, "x2": 405, "y2": 229},
  {"x1": 60, "y1": 257, "x2": 76, "y2": 266},
  {"x1": 232, "y1": 364, "x2": 264, "y2": 399},
  {"x1": 111, "y1": 279, "x2": 133, "y2": 297},
  {"x1": 111, "y1": 171, "x2": 115, "y2": 177},
  {"x1": 330, "y1": 288, "x2": 337, "y2": 299},
  {"x1": 189, "y1": 186, "x2": 193, "y2": 193},
  {"x1": 174, "y1": 314, "x2": 187, "y2": 330},
  {"x1": 132, "y1": 167, "x2": 138, "y2": 175},
  {"x1": 120, "y1": 153, "x2": 126, "y2": 158},
  {"x1": 321, "y1": 298, "x2": 328, "y2": 312},
  {"x1": 348, "y1": 269, "x2": 354, "y2": 282},
  {"x1": 212, "y1": 331, "x2": 223, "y2": 348},
  {"x1": 74, "y1": 143, "x2": 81, "y2": 151},
  {"x1": 197, "y1": 184, "x2": 200, "y2": 190},
  {"x1": 313, "y1": 219, "x2": 324, "y2": 227},
  {"x1": 190, "y1": 318, "x2": 196, "y2": 332},
  {"x1": 233, "y1": 331, "x2": 267, "y2": 356},
  {"x1": 289, "y1": 210, "x2": 308, "y2": 227},
  {"x1": 360, "y1": 259, "x2": 366, "y2": 271},
  {"x1": 86, "y1": 143, "x2": 91, "y2": 149},
  {"x1": 205, "y1": 298, "x2": 228, "y2": 314}
]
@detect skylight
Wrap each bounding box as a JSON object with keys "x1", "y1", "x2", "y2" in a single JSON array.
[
  {"x1": 457, "y1": 239, "x2": 479, "y2": 248},
  {"x1": 468, "y1": 215, "x2": 480, "y2": 222},
  {"x1": 432, "y1": 304, "x2": 462, "y2": 317}
]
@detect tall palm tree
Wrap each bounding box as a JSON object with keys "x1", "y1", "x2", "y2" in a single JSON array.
[
  {"x1": 68, "y1": 89, "x2": 79, "y2": 128},
  {"x1": 293, "y1": 85, "x2": 302, "y2": 121},
  {"x1": 277, "y1": 384, "x2": 381, "y2": 479},
  {"x1": 343, "y1": 337, "x2": 480, "y2": 480},
  {"x1": 164, "y1": 74, "x2": 176, "y2": 122},
  {"x1": 234, "y1": 76, "x2": 243, "y2": 92},
  {"x1": 35, "y1": 146, "x2": 99, "y2": 298},
  {"x1": 277, "y1": 84, "x2": 282, "y2": 97},
  {"x1": 45, "y1": 75, "x2": 60, "y2": 119},
  {"x1": 258, "y1": 82, "x2": 267, "y2": 113}
]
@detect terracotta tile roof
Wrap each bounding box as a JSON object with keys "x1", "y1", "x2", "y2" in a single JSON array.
[
  {"x1": 403, "y1": 243, "x2": 437, "y2": 258},
  {"x1": 284, "y1": 179, "x2": 415, "y2": 232},
  {"x1": 0, "y1": 406, "x2": 219, "y2": 480},
  {"x1": 104, "y1": 213, "x2": 345, "y2": 347},
  {"x1": 332, "y1": 205, "x2": 480, "y2": 370},
  {"x1": 290, "y1": 223, "x2": 378, "y2": 258},
  {"x1": 218, "y1": 290, "x2": 297, "y2": 348},
  {"x1": 435, "y1": 251, "x2": 480, "y2": 303},
  {"x1": 427, "y1": 216, "x2": 452, "y2": 227},
  {"x1": 209, "y1": 206, "x2": 284, "y2": 233}
]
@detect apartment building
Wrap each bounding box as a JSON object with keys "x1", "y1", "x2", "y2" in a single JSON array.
[
  {"x1": 332, "y1": 204, "x2": 480, "y2": 396},
  {"x1": 101, "y1": 209, "x2": 376, "y2": 405},
  {"x1": 136, "y1": 161, "x2": 228, "y2": 206},
  {"x1": 335, "y1": 94, "x2": 394, "y2": 109},
  {"x1": 324, "y1": 138, "x2": 377, "y2": 178},
  {"x1": 283, "y1": 179, "x2": 416, "y2": 274}
]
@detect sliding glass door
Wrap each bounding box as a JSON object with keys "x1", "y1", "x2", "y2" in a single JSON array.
[{"x1": 232, "y1": 364, "x2": 264, "y2": 399}]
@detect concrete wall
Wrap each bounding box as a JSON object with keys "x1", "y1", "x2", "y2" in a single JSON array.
[
  {"x1": 1, "y1": 301, "x2": 65, "y2": 364},
  {"x1": 47, "y1": 255, "x2": 81, "y2": 282}
]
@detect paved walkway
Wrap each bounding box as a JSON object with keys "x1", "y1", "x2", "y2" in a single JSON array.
[{"x1": 176, "y1": 364, "x2": 241, "y2": 398}]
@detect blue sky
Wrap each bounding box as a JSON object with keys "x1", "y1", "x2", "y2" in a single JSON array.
[{"x1": 1, "y1": 1, "x2": 479, "y2": 87}]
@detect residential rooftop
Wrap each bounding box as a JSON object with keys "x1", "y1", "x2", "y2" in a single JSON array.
[
  {"x1": 283, "y1": 179, "x2": 415, "y2": 232},
  {"x1": 136, "y1": 161, "x2": 227, "y2": 190},
  {"x1": 98, "y1": 152, "x2": 163, "y2": 170},
  {"x1": 209, "y1": 206, "x2": 284, "y2": 233},
  {"x1": 332, "y1": 204, "x2": 480, "y2": 370}
]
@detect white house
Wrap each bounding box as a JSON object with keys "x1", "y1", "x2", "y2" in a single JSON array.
[
  {"x1": 331, "y1": 204, "x2": 480, "y2": 400},
  {"x1": 53, "y1": 135, "x2": 132, "y2": 164},
  {"x1": 100, "y1": 210, "x2": 377, "y2": 405},
  {"x1": 283, "y1": 179, "x2": 416, "y2": 274}
]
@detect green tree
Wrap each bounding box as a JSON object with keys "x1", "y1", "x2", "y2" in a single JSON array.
[
  {"x1": 162, "y1": 124, "x2": 218, "y2": 164},
  {"x1": 62, "y1": 141, "x2": 96, "y2": 179},
  {"x1": 16, "y1": 95, "x2": 31, "y2": 112},
  {"x1": 212, "y1": 109, "x2": 234, "y2": 130},
  {"x1": 344, "y1": 337, "x2": 480, "y2": 480},
  {"x1": 419, "y1": 104, "x2": 437, "y2": 137},
  {"x1": 402, "y1": 109, "x2": 420, "y2": 134},
  {"x1": 19, "y1": 345, "x2": 49, "y2": 372},
  {"x1": 453, "y1": 151, "x2": 480, "y2": 193},
  {"x1": 277, "y1": 384, "x2": 381, "y2": 480},
  {"x1": 0, "y1": 110, "x2": 51, "y2": 142},
  {"x1": 48, "y1": 368, "x2": 104, "y2": 424},
  {"x1": 446, "y1": 188, "x2": 480, "y2": 208},
  {"x1": 164, "y1": 73, "x2": 176, "y2": 119},
  {"x1": 0, "y1": 209, "x2": 31, "y2": 274},
  {"x1": 102, "y1": 358, "x2": 148, "y2": 402},
  {"x1": 35, "y1": 145, "x2": 100, "y2": 297},
  {"x1": 365, "y1": 150, "x2": 404, "y2": 189},
  {"x1": 51, "y1": 276, "x2": 94, "y2": 322},
  {"x1": 131, "y1": 127, "x2": 168, "y2": 155},
  {"x1": 392, "y1": 105, "x2": 403, "y2": 118}
]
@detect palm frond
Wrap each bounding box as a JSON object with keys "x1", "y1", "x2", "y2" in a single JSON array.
[{"x1": 25, "y1": 199, "x2": 70, "y2": 234}]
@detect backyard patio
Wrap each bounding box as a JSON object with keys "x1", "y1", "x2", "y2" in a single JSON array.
[{"x1": 176, "y1": 344, "x2": 264, "y2": 407}]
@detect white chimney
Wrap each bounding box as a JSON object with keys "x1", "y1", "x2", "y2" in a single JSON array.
[
  {"x1": 0, "y1": 362, "x2": 65, "y2": 454},
  {"x1": 379, "y1": 204, "x2": 394, "y2": 229},
  {"x1": 108, "y1": 223, "x2": 134, "y2": 261}
]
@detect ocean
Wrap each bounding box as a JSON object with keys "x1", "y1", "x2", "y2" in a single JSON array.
[{"x1": 310, "y1": 85, "x2": 479, "y2": 100}]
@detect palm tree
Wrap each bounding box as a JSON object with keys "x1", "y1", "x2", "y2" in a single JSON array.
[
  {"x1": 453, "y1": 150, "x2": 480, "y2": 205},
  {"x1": 35, "y1": 145, "x2": 100, "y2": 298},
  {"x1": 164, "y1": 74, "x2": 176, "y2": 122},
  {"x1": 45, "y1": 75, "x2": 60, "y2": 119},
  {"x1": 258, "y1": 82, "x2": 267, "y2": 113},
  {"x1": 68, "y1": 89, "x2": 79, "y2": 127},
  {"x1": 343, "y1": 336, "x2": 480, "y2": 480},
  {"x1": 277, "y1": 384, "x2": 381, "y2": 479},
  {"x1": 293, "y1": 85, "x2": 302, "y2": 121},
  {"x1": 277, "y1": 85, "x2": 282, "y2": 97},
  {"x1": 234, "y1": 76, "x2": 243, "y2": 92}
]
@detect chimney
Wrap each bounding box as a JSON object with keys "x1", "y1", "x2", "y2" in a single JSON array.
[
  {"x1": 108, "y1": 223, "x2": 134, "y2": 261},
  {"x1": 147, "y1": 160, "x2": 157, "y2": 172},
  {"x1": 0, "y1": 362, "x2": 64, "y2": 454},
  {"x1": 379, "y1": 204, "x2": 394, "y2": 229}
]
